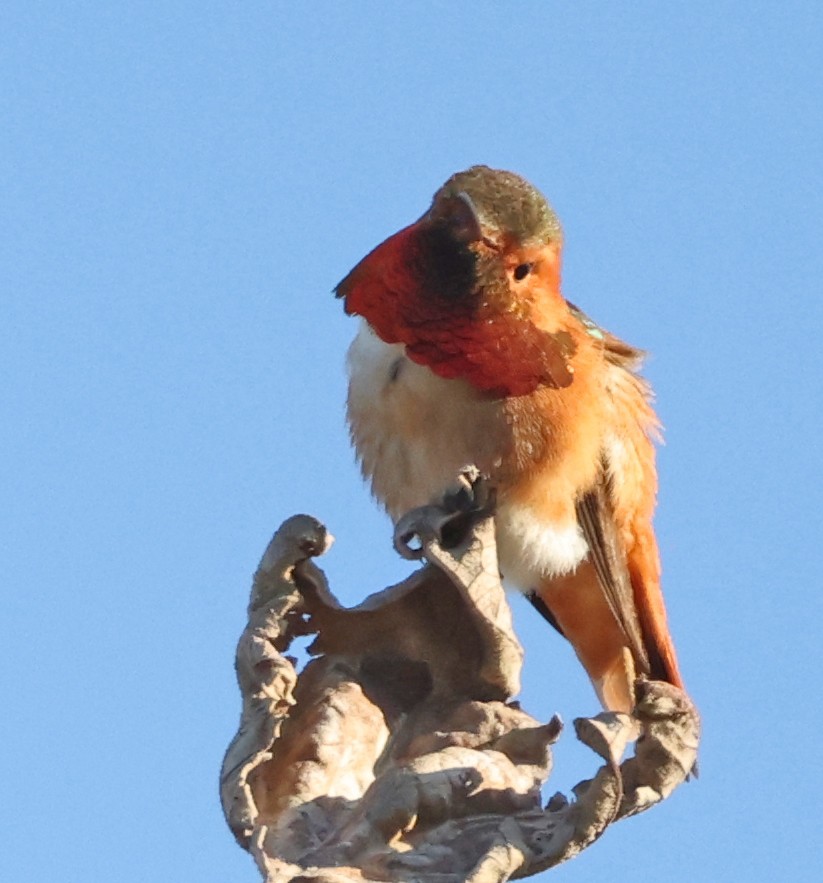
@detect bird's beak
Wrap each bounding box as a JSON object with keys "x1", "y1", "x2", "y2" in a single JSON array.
[{"x1": 425, "y1": 191, "x2": 483, "y2": 245}]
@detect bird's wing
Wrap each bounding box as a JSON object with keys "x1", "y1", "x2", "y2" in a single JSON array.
[
  {"x1": 564, "y1": 302, "x2": 682, "y2": 687},
  {"x1": 575, "y1": 479, "x2": 651, "y2": 676},
  {"x1": 595, "y1": 328, "x2": 683, "y2": 687}
]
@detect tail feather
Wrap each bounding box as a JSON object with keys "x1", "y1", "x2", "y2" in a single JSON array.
[
  {"x1": 534, "y1": 561, "x2": 640, "y2": 714},
  {"x1": 627, "y1": 527, "x2": 684, "y2": 689}
]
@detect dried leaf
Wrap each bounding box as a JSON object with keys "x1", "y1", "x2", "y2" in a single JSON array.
[{"x1": 221, "y1": 475, "x2": 700, "y2": 880}]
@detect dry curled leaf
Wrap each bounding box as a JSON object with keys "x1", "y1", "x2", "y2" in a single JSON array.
[{"x1": 221, "y1": 473, "x2": 700, "y2": 882}]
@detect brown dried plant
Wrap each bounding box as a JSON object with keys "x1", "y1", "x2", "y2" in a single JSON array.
[{"x1": 221, "y1": 472, "x2": 699, "y2": 882}]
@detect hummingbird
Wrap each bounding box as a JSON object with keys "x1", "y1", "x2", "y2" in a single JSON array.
[{"x1": 335, "y1": 165, "x2": 683, "y2": 713}]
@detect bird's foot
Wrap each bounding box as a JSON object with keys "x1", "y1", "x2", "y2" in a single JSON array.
[{"x1": 393, "y1": 466, "x2": 496, "y2": 560}]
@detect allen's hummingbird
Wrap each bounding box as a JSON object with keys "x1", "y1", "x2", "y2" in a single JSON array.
[{"x1": 335, "y1": 165, "x2": 683, "y2": 712}]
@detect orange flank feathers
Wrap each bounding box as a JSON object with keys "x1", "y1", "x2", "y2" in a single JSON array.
[{"x1": 338, "y1": 165, "x2": 684, "y2": 713}]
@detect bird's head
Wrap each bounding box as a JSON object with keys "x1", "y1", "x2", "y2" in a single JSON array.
[{"x1": 335, "y1": 166, "x2": 576, "y2": 397}]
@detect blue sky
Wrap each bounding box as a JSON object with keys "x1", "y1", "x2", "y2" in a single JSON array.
[{"x1": 2, "y1": 2, "x2": 822, "y2": 880}]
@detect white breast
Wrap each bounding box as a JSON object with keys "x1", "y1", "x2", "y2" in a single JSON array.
[
  {"x1": 346, "y1": 322, "x2": 504, "y2": 517},
  {"x1": 346, "y1": 321, "x2": 589, "y2": 587}
]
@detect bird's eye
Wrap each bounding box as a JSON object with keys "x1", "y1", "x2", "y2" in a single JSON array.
[{"x1": 513, "y1": 263, "x2": 533, "y2": 281}]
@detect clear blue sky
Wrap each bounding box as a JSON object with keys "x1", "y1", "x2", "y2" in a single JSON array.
[{"x1": 3, "y1": 3, "x2": 822, "y2": 880}]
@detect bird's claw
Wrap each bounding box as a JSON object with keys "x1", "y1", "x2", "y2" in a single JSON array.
[
  {"x1": 444, "y1": 466, "x2": 495, "y2": 515},
  {"x1": 393, "y1": 467, "x2": 496, "y2": 560}
]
